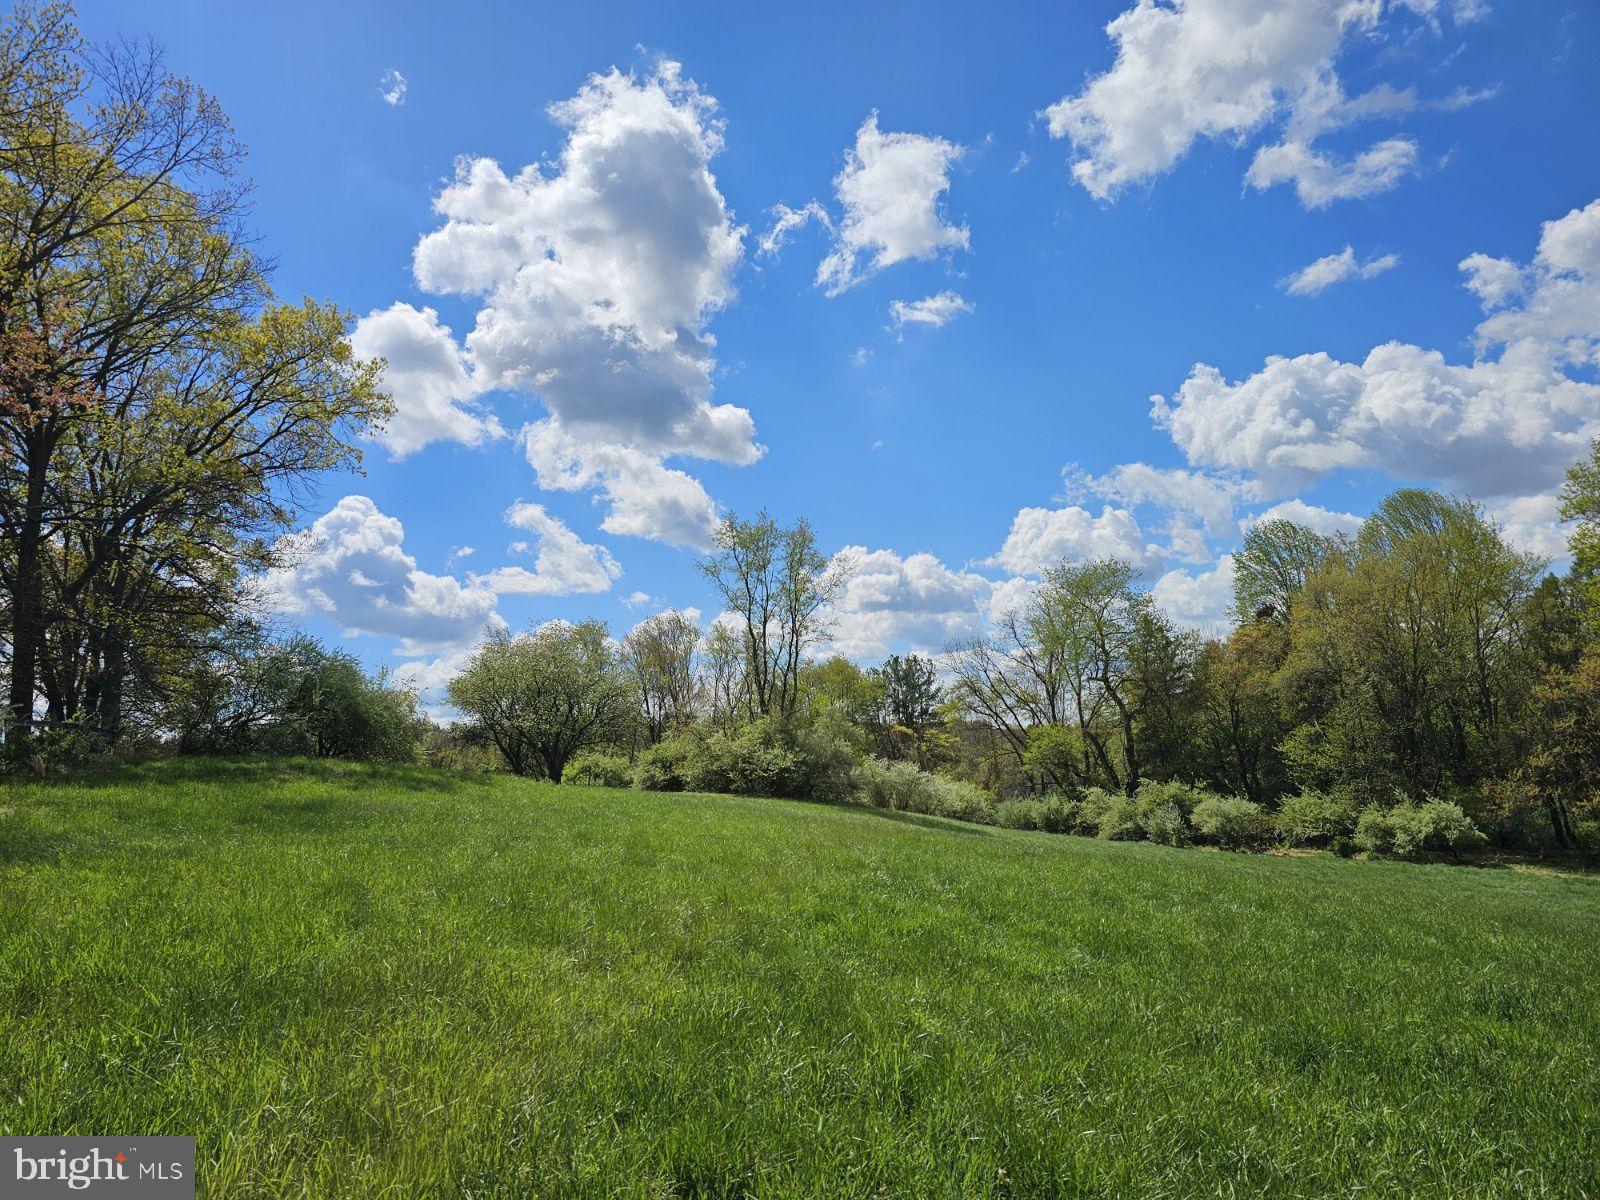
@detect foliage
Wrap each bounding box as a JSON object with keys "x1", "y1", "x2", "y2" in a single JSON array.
[
  {"x1": 447, "y1": 621, "x2": 636, "y2": 780},
  {"x1": 1273, "y1": 790, "x2": 1359, "y2": 847},
  {"x1": 1191, "y1": 795, "x2": 1268, "y2": 848},
  {"x1": 622, "y1": 610, "x2": 700, "y2": 745},
  {"x1": 1354, "y1": 800, "x2": 1489, "y2": 859},
  {"x1": 696, "y1": 511, "x2": 849, "y2": 721},
  {"x1": 0, "y1": 5, "x2": 387, "y2": 750},
  {"x1": 633, "y1": 736, "x2": 696, "y2": 792},
  {"x1": 993, "y1": 795, "x2": 1080, "y2": 833},
  {"x1": 855, "y1": 757, "x2": 995, "y2": 823},
  {"x1": 166, "y1": 630, "x2": 420, "y2": 762},
  {"x1": 563, "y1": 751, "x2": 634, "y2": 789}
]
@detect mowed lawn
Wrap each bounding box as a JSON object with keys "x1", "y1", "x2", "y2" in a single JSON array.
[{"x1": 2, "y1": 761, "x2": 1598, "y2": 1198}]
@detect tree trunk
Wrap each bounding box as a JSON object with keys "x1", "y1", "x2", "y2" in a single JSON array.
[{"x1": 7, "y1": 437, "x2": 49, "y2": 744}]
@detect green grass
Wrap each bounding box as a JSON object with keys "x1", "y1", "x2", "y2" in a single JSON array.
[{"x1": 3, "y1": 759, "x2": 1598, "y2": 1198}]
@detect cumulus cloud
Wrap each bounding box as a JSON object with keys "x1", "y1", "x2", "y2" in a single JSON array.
[
  {"x1": 1488, "y1": 493, "x2": 1571, "y2": 561},
  {"x1": 466, "y1": 501, "x2": 622, "y2": 597},
  {"x1": 261, "y1": 496, "x2": 502, "y2": 656},
  {"x1": 378, "y1": 68, "x2": 407, "y2": 107},
  {"x1": 1150, "y1": 555, "x2": 1237, "y2": 638},
  {"x1": 767, "y1": 114, "x2": 968, "y2": 295},
  {"x1": 989, "y1": 503, "x2": 1164, "y2": 577},
  {"x1": 1153, "y1": 199, "x2": 1600, "y2": 499},
  {"x1": 1046, "y1": 0, "x2": 1476, "y2": 207},
  {"x1": 820, "y1": 546, "x2": 993, "y2": 660},
  {"x1": 1243, "y1": 498, "x2": 1365, "y2": 537},
  {"x1": 521, "y1": 419, "x2": 722, "y2": 550},
  {"x1": 397, "y1": 60, "x2": 758, "y2": 543},
  {"x1": 1245, "y1": 135, "x2": 1419, "y2": 208},
  {"x1": 349, "y1": 303, "x2": 504, "y2": 458},
  {"x1": 888, "y1": 290, "x2": 974, "y2": 331},
  {"x1": 1282, "y1": 245, "x2": 1400, "y2": 296}
]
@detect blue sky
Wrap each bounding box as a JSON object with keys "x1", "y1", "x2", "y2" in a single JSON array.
[{"x1": 72, "y1": 0, "x2": 1600, "y2": 704}]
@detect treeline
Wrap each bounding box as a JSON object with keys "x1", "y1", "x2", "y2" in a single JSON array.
[{"x1": 439, "y1": 480, "x2": 1600, "y2": 862}]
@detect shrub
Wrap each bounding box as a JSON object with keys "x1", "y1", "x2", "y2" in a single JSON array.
[
  {"x1": 564, "y1": 751, "x2": 633, "y2": 788},
  {"x1": 1329, "y1": 835, "x2": 1358, "y2": 858},
  {"x1": 1355, "y1": 801, "x2": 1489, "y2": 859},
  {"x1": 634, "y1": 737, "x2": 695, "y2": 792},
  {"x1": 1037, "y1": 795, "x2": 1080, "y2": 833},
  {"x1": 1191, "y1": 795, "x2": 1267, "y2": 849},
  {"x1": 1080, "y1": 782, "x2": 1196, "y2": 845},
  {"x1": 682, "y1": 719, "x2": 802, "y2": 798},
  {"x1": 1076, "y1": 787, "x2": 1122, "y2": 836},
  {"x1": 994, "y1": 795, "x2": 1084, "y2": 834},
  {"x1": 1134, "y1": 789, "x2": 1190, "y2": 847},
  {"x1": 790, "y1": 716, "x2": 864, "y2": 803},
  {"x1": 855, "y1": 758, "x2": 994, "y2": 823},
  {"x1": 995, "y1": 799, "x2": 1043, "y2": 830},
  {"x1": 1275, "y1": 790, "x2": 1358, "y2": 847}
]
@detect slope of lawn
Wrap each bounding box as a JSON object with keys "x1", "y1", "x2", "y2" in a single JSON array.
[{"x1": 2, "y1": 759, "x2": 1597, "y2": 1199}]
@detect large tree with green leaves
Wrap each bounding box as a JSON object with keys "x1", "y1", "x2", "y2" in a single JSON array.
[
  {"x1": 696, "y1": 511, "x2": 848, "y2": 721},
  {"x1": 448, "y1": 621, "x2": 637, "y2": 781},
  {"x1": 0, "y1": 3, "x2": 387, "y2": 742}
]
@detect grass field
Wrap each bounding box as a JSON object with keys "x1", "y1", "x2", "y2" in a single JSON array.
[{"x1": 2, "y1": 759, "x2": 1598, "y2": 1198}]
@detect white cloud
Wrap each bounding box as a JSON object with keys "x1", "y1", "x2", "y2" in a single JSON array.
[
  {"x1": 1243, "y1": 498, "x2": 1365, "y2": 537},
  {"x1": 392, "y1": 647, "x2": 475, "y2": 722},
  {"x1": 985, "y1": 575, "x2": 1039, "y2": 623},
  {"x1": 261, "y1": 496, "x2": 502, "y2": 656},
  {"x1": 813, "y1": 115, "x2": 968, "y2": 295},
  {"x1": 1064, "y1": 462, "x2": 1255, "y2": 536},
  {"x1": 378, "y1": 68, "x2": 407, "y2": 107},
  {"x1": 1150, "y1": 555, "x2": 1237, "y2": 638},
  {"x1": 1459, "y1": 252, "x2": 1524, "y2": 309},
  {"x1": 621, "y1": 590, "x2": 658, "y2": 608},
  {"x1": 888, "y1": 290, "x2": 974, "y2": 331},
  {"x1": 466, "y1": 501, "x2": 622, "y2": 597},
  {"x1": 1282, "y1": 245, "x2": 1400, "y2": 296},
  {"x1": 820, "y1": 546, "x2": 993, "y2": 660},
  {"x1": 402, "y1": 60, "x2": 758, "y2": 543},
  {"x1": 989, "y1": 504, "x2": 1164, "y2": 577},
  {"x1": 1488, "y1": 493, "x2": 1570, "y2": 561},
  {"x1": 1153, "y1": 199, "x2": 1600, "y2": 499},
  {"x1": 757, "y1": 200, "x2": 829, "y2": 258},
  {"x1": 521, "y1": 419, "x2": 721, "y2": 550},
  {"x1": 1047, "y1": 0, "x2": 1474, "y2": 207},
  {"x1": 349, "y1": 303, "x2": 504, "y2": 458},
  {"x1": 1245, "y1": 135, "x2": 1418, "y2": 208}
]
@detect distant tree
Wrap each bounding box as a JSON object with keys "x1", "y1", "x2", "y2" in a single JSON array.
[
  {"x1": 1507, "y1": 646, "x2": 1600, "y2": 851},
  {"x1": 447, "y1": 621, "x2": 636, "y2": 781},
  {"x1": 1034, "y1": 559, "x2": 1166, "y2": 795},
  {"x1": 1191, "y1": 622, "x2": 1290, "y2": 804},
  {"x1": 877, "y1": 653, "x2": 942, "y2": 766},
  {"x1": 947, "y1": 602, "x2": 1076, "y2": 790},
  {"x1": 1285, "y1": 490, "x2": 1543, "y2": 800},
  {"x1": 164, "y1": 628, "x2": 420, "y2": 761},
  {"x1": 1561, "y1": 437, "x2": 1600, "y2": 618},
  {"x1": 702, "y1": 621, "x2": 747, "y2": 729},
  {"x1": 1231, "y1": 519, "x2": 1343, "y2": 626},
  {"x1": 622, "y1": 610, "x2": 701, "y2": 744},
  {"x1": 800, "y1": 656, "x2": 884, "y2": 729},
  {"x1": 696, "y1": 511, "x2": 849, "y2": 720}
]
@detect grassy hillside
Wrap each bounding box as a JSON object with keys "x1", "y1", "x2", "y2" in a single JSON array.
[{"x1": 2, "y1": 760, "x2": 1597, "y2": 1198}]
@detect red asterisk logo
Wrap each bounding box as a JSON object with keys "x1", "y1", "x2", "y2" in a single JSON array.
[{"x1": 115, "y1": 1153, "x2": 127, "y2": 1163}]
